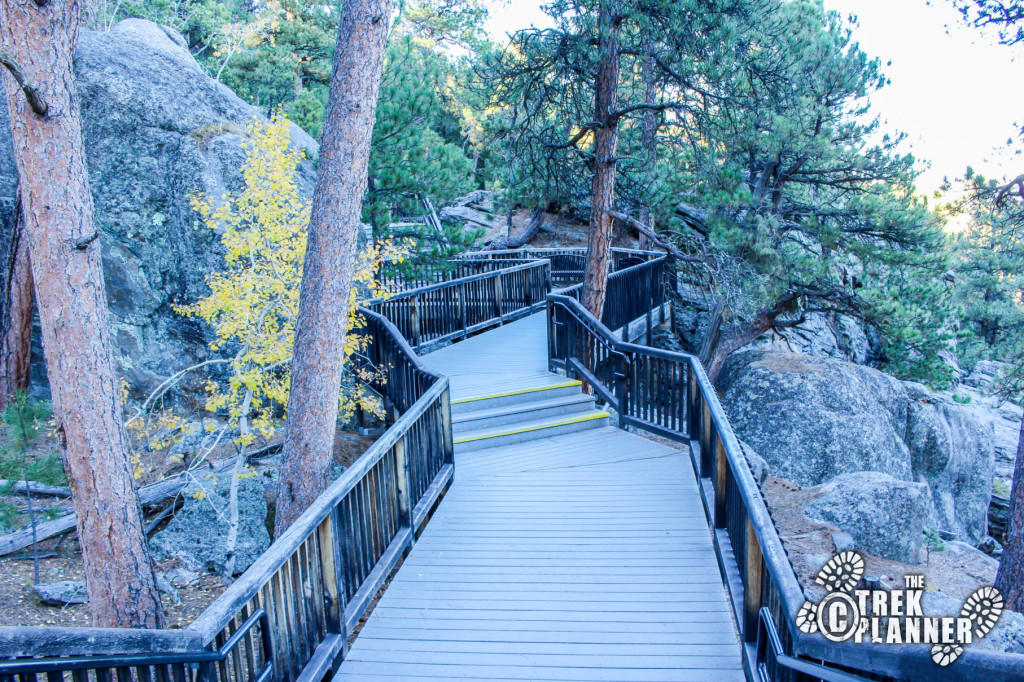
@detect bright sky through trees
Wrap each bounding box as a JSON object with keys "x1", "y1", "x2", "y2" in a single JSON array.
[{"x1": 485, "y1": 0, "x2": 1024, "y2": 195}]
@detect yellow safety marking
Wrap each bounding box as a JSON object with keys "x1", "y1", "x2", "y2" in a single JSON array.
[
  {"x1": 451, "y1": 380, "x2": 582, "y2": 405},
  {"x1": 453, "y1": 411, "x2": 610, "y2": 444}
]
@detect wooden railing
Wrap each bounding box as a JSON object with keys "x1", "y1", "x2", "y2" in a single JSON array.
[
  {"x1": 6, "y1": 248, "x2": 1024, "y2": 682},
  {"x1": 0, "y1": 610, "x2": 273, "y2": 682},
  {"x1": 377, "y1": 257, "x2": 536, "y2": 293},
  {"x1": 461, "y1": 247, "x2": 662, "y2": 285},
  {"x1": 559, "y1": 253, "x2": 667, "y2": 335},
  {"x1": 546, "y1": 292, "x2": 1024, "y2": 682},
  {"x1": 0, "y1": 308, "x2": 453, "y2": 682},
  {"x1": 364, "y1": 259, "x2": 551, "y2": 352}
]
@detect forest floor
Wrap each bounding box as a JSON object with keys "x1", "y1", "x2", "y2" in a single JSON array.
[{"x1": 0, "y1": 420, "x2": 375, "y2": 629}]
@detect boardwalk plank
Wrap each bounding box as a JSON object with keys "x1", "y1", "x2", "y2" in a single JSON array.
[{"x1": 338, "y1": 313, "x2": 743, "y2": 680}]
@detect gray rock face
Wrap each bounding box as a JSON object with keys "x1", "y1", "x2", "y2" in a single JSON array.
[
  {"x1": 804, "y1": 472, "x2": 929, "y2": 563},
  {"x1": 0, "y1": 19, "x2": 319, "y2": 399},
  {"x1": 720, "y1": 350, "x2": 995, "y2": 543},
  {"x1": 33, "y1": 581, "x2": 88, "y2": 605},
  {"x1": 150, "y1": 468, "x2": 270, "y2": 575},
  {"x1": 963, "y1": 360, "x2": 1010, "y2": 392},
  {"x1": 746, "y1": 312, "x2": 882, "y2": 367},
  {"x1": 977, "y1": 610, "x2": 1024, "y2": 655}
]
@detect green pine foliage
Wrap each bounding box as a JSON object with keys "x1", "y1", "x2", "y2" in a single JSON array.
[{"x1": 947, "y1": 169, "x2": 1024, "y2": 396}]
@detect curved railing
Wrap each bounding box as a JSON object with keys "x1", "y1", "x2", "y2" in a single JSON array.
[
  {"x1": 0, "y1": 308, "x2": 454, "y2": 682},
  {"x1": 365, "y1": 259, "x2": 551, "y2": 352},
  {"x1": 546, "y1": 291, "x2": 1024, "y2": 682},
  {"x1": 4, "y1": 246, "x2": 1023, "y2": 682}
]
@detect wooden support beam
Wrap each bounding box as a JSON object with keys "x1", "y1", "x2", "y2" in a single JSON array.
[
  {"x1": 714, "y1": 435, "x2": 728, "y2": 528},
  {"x1": 744, "y1": 517, "x2": 764, "y2": 642}
]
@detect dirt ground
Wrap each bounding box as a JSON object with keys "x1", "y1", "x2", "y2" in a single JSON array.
[
  {"x1": 641, "y1": 433, "x2": 999, "y2": 610},
  {"x1": 762, "y1": 476, "x2": 998, "y2": 605},
  {"x1": 0, "y1": 428, "x2": 376, "y2": 629}
]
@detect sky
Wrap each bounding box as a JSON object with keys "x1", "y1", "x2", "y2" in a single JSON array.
[{"x1": 484, "y1": 0, "x2": 1024, "y2": 196}]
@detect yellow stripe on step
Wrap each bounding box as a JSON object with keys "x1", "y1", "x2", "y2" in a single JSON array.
[
  {"x1": 453, "y1": 411, "x2": 610, "y2": 444},
  {"x1": 451, "y1": 380, "x2": 582, "y2": 405}
]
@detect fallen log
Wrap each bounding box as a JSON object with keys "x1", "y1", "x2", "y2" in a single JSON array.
[
  {"x1": 486, "y1": 208, "x2": 545, "y2": 250},
  {"x1": 0, "y1": 457, "x2": 241, "y2": 557},
  {"x1": 0, "y1": 479, "x2": 70, "y2": 496}
]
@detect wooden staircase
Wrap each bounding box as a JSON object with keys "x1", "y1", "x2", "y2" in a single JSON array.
[{"x1": 450, "y1": 380, "x2": 610, "y2": 452}]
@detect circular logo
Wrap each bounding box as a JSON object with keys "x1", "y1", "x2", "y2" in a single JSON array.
[{"x1": 816, "y1": 591, "x2": 861, "y2": 642}]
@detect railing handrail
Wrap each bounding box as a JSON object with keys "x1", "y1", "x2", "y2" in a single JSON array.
[
  {"x1": 0, "y1": 610, "x2": 272, "y2": 679},
  {"x1": 365, "y1": 258, "x2": 549, "y2": 305},
  {"x1": 461, "y1": 246, "x2": 663, "y2": 259},
  {"x1": 547, "y1": 290, "x2": 806, "y2": 621},
  {"x1": 188, "y1": 375, "x2": 448, "y2": 644},
  {"x1": 546, "y1": 289, "x2": 1024, "y2": 681},
  {"x1": 0, "y1": 626, "x2": 204, "y2": 658}
]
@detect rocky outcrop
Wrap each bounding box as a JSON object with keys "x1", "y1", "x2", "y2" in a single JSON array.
[
  {"x1": 440, "y1": 190, "x2": 506, "y2": 244},
  {"x1": 0, "y1": 19, "x2": 318, "y2": 399},
  {"x1": 804, "y1": 472, "x2": 929, "y2": 563},
  {"x1": 719, "y1": 349, "x2": 995, "y2": 544},
  {"x1": 33, "y1": 581, "x2": 89, "y2": 606},
  {"x1": 746, "y1": 311, "x2": 884, "y2": 367},
  {"x1": 150, "y1": 468, "x2": 270, "y2": 576}
]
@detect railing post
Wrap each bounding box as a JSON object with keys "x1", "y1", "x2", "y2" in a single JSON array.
[
  {"x1": 616, "y1": 355, "x2": 629, "y2": 430},
  {"x1": 441, "y1": 386, "x2": 454, "y2": 465},
  {"x1": 411, "y1": 294, "x2": 421, "y2": 348},
  {"x1": 525, "y1": 267, "x2": 533, "y2": 308},
  {"x1": 459, "y1": 282, "x2": 468, "y2": 338},
  {"x1": 547, "y1": 301, "x2": 555, "y2": 372},
  {"x1": 493, "y1": 274, "x2": 504, "y2": 324},
  {"x1": 394, "y1": 435, "x2": 413, "y2": 538},
  {"x1": 744, "y1": 518, "x2": 764, "y2": 642},
  {"x1": 317, "y1": 509, "x2": 349, "y2": 660},
  {"x1": 714, "y1": 436, "x2": 728, "y2": 528}
]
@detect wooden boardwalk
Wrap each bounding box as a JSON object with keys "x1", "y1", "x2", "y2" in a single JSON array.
[{"x1": 338, "y1": 314, "x2": 744, "y2": 681}]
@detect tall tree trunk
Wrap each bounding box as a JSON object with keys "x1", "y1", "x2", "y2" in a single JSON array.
[
  {"x1": 0, "y1": 0, "x2": 163, "y2": 627},
  {"x1": 995, "y1": 420, "x2": 1024, "y2": 612},
  {"x1": 274, "y1": 0, "x2": 392, "y2": 535},
  {"x1": 637, "y1": 41, "x2": 657, "y2": 252},
  {"x1": 0, "y1": 192, "x2": 33, "y2": 410},
  {"x1": 581, "y1": 1, "x2": 621, "y2": 321}
]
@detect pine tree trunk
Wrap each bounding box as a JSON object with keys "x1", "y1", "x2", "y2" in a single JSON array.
[
  {"x1": 995, "y1": 420, "x2": 1024, "y2": 612},
  {"x1": 0, "y1": 194, "x2": 33, "y2": 410},
  {"x1": 274, "y1": 0, "x2": 392, "y2": 535},
  {"x1": 0, "y1": 0, "x2": 163, "y2": 627},
  {"x1": 637, "y1": 43, "x2": 657, "y2": 252},
  {"x1": 581, "y1": 1, "x2": 621, "y2": 321}
]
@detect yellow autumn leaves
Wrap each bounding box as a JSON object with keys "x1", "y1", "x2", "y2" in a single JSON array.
[{"x1": 178, "y1": 113, "x2": 408, "y2": 445}]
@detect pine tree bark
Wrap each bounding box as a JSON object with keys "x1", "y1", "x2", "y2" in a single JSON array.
[
  {"x1": 0, "y1": 193, "x2": 33, "y2": 410},
  {"x1": 637, "y1": 42, "x2": 658, "y2": 252},
  {"x1": 274, "y1": 0, "x2": 392, "y2": 535},
  {"x1": 581, "y1": 1, "x2": 621, "y2": 321},
  {"x1": 995, "y1": 420, "x2": 1024, "y2": 612},
  {"x1": 0, "y1": 0, "x2": 163, "y2": 627}
]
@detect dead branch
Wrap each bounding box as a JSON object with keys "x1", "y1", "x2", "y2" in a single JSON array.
[
  {"x1": 0, "y1": 49, "x2": 47, "y2": 116},
  {"x1": 609, "y1": 210, "x2": 702, "y2": 262},
  {"x1": 0, "y1": 479, "x2": 70, "y2": 496}
]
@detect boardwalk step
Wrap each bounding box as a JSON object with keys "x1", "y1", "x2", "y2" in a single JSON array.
[
  {"x1": 453, "y1": 409, "x2": 610, "y2": 453},
  {"x1": 452, "y1": 393, "x2": 597, "y2": 434},
  {"x1": 449, "y1": 380, "x2": 583, "y2": 415}
]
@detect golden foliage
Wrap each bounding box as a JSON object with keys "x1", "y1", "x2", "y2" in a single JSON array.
[{"x1": 174, "y1": 113, "x2": 408, "y2": 444}]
